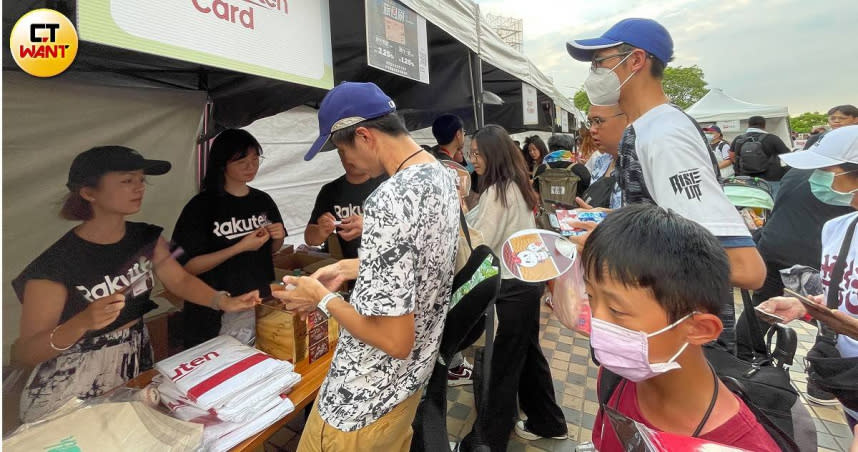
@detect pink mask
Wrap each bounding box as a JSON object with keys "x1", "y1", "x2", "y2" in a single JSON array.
[{"x1": 590, "y1": 314, "x2": 693, "y2": 382}]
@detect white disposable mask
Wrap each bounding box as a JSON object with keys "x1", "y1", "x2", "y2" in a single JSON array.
[
  {"x1": 590, "y1": 313, "x2": 693, "y2": 382},
  {"x1": 705, "y1": 133, "x2": 715, "y2": 142},
  {"x1": 584, "y1": 53, "x2": 636, "y2": 106}
]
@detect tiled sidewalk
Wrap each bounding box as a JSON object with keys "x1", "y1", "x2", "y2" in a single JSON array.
[{"x1": 265, "y1": 291, "x2": 854, "y2": 451}]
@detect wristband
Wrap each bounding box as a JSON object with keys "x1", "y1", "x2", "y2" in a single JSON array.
[
  {"x1": 801, "y1": 312, "x2": 813, "y2": 323},
  {"x1": 50, "y1": 325, "x2": 75, "y2": 351},
  {"x1": 317, "y1": 292, "x2": 343, "y2": 318},
  {"x1": 212, "y1": 291, "x2": 230, "y2": 311}
]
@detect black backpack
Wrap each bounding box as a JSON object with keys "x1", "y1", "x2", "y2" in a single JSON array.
[{"x1": 735, "y1": 133, "x2": 770, "y2": 175}]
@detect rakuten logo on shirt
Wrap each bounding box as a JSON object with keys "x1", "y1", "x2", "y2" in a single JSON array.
[
  {"x1": 75, "y1": 258, "x2": 153, "y2": 301},
  {"x1": 213, "y1": 214, "x2": 269, "y2": 240},
  {"x1": 171, "y1": 351, "x2": 220, "y2": 382},
  {"x1": 334, "y1": 204, "x2": 362, "y2": 219}
]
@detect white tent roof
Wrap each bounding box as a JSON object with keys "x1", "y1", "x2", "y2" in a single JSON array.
[
  {"x1": 686, "y1": 88, "x2": 788, "y2": 122},
  {"x1": 400, "y1": 0, "x2": 580, "y2": 116}
]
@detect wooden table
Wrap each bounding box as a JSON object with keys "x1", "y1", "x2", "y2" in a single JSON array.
[{"x1": 127, "y1": 351, "x2": 333, "y2": 452}]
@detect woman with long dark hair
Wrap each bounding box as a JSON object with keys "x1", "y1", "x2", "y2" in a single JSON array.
[
  {"x1": 172, "y1": 129, "x2": 285, "y2": 347},
  {"x1": 456, "y1": 125, "x2": 567, "y2": 452},
  {"x1": 12, "y1": 146, "x2": 259, "y2": 422},
  {"x1": 523, "y1": 135, "x2": 549, "y2": 175}
]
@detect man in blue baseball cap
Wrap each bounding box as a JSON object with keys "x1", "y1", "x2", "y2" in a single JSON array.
[
  {"x1": 279, "y1": 82, "x2": 460, "y2": 450},
  {"x1": 563, "y1": 18, "x2": 765, "y2": 388}
]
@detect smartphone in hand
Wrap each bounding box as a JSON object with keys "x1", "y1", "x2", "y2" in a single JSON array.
[{"x1": 754, "y1": 305, "x2": 785, "y2": 324}]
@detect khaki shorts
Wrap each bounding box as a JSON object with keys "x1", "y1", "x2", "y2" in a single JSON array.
[{"x1": 297, "y1": 390, "x2": 422, "y2": 452}]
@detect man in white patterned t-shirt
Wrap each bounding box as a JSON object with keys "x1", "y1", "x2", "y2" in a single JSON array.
[{"x1": 274, "y1": 82, "x2": 459, "y2": 451}]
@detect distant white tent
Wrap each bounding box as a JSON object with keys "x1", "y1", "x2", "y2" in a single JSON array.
[{"x1": 686, "y1": 88, "x2": 792, "y2": 146}]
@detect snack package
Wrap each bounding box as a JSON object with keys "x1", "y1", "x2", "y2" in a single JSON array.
[{"x1": 555, "y1": 210, "x2": 607, "y2": 237}]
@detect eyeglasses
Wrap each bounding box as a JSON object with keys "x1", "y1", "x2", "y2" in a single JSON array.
[
  {"x1": 230, "y1": 155, "x2": 265, "y2": 168},
  {"x1": 590, "y1": 51, "x2": 632, "y2": 72},
  {"x1": 830, "y1": 115, "x2": 853, "y2": 123},
  {"x1": 586, "y1": 112, "x2": 626, "y2": 128},
  {"x1": 469, "y1": 150, "x2": 481, "y2": 159}
]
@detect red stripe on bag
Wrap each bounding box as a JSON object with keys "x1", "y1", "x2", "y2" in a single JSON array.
[{"x1": 187, "y1": 353, "x2": 269, "y2": 401}]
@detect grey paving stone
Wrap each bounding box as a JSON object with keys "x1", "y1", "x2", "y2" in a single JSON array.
[{"x1": 448, "y1": 402, "x2": 472, "y2": 420}]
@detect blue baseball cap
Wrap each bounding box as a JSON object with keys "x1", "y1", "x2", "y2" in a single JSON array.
[
  {"x1": 566, "y1": 18, "x2": 673, "y2": 65},
  {"x1": 305, "y1": 82, "x2": 397, "y2": 161}
]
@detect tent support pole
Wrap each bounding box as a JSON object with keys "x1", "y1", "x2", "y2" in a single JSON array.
[{"x1": 469, "y1": 51, "x2": 485, "y2": 129}]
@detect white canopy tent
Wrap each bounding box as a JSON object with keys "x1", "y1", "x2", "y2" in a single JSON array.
[{"x1": 686, "y1": 88, "x2": 792, "y2": 145}]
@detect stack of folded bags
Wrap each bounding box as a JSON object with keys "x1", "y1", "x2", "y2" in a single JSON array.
[{"x1": 154, "y1": 335, "x2": 301, "y2": 452}]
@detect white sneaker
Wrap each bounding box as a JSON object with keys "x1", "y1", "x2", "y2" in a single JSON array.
[
  {"x1": 514, "y1": 420, "x2": 567, "y2": 440},
  {"x1": 449, "y1": 441, "x2": 460, "y2": 451},
  {"x1": 447, "y1": 358, "x2": 474, "y2": 386}
]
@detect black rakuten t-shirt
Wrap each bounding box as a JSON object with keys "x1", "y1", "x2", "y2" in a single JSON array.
[
  {"x1": 13, "y1": 222, "x2": 162, "y2": 338},
  {"x1": 172, "y1": 188, "x2": 283, "y2": 347},
  {"x1": 309, "y1": 175, "x2": 386, "y2": 259}
]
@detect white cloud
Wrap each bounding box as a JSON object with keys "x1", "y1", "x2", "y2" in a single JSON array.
[{"x1": 477, "y1": 0, "x2": 856, "y2": 114}]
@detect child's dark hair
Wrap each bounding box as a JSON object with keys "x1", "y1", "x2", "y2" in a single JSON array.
[
  {"x1": 202, "y1": 129, "x2": 263, "y2": 193},
  {"x1": 581, "y1": 204, "x2": 729, "y2": 321}
]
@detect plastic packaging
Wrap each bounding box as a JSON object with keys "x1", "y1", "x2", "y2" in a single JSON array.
[
  {"x1": 550, "y1": 257, "x2": 590, "y2": 336},
  {"x1": 3, "y1": 399, "x2": 202, "y2": 452},
  {"x1": 604, "y1": 405, "x2": 746, "y2": 451}
]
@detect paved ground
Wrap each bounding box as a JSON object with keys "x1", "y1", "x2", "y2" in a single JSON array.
[{"x1": 264, "y1": 290, "x2": 854, "y2": 451}]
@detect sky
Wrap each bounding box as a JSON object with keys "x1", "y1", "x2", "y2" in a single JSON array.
[{"x1": 478, "y1": 0, "x2": 856, "y2": 115}]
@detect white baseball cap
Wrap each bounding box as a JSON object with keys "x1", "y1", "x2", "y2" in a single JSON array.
[{"x1": 780, "y1": 125, "x2": 858, "y2": 169}]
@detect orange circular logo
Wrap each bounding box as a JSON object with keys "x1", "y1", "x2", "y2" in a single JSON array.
[{"x1": 10, "y1": 9, "x2": 78, "y2": 78}]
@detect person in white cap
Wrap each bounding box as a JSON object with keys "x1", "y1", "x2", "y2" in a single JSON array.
[{"x1": 758, "y1": 125, "x2": 858, "y2": 436}]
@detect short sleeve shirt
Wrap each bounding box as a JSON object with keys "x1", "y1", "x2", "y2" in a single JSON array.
[
  {"x1": 317, "y1": 161, "x2": 459, "y2": 431},
  {"x1": 308, "y1": 175, "x2": 387, "y2": 259},
  {"x1": 13, "y1": 222, "x2": 163, "y2": 337},
  {"x1": 617, "y1": 104, "x2": 751, "y2": 239}
]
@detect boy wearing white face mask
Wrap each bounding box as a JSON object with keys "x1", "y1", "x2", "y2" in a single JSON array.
[
  {"x1": 566, "y1": 18, "x2": 765, "y2": 350},
  {"x1": 583, "y1": 204, "x2": 779, "y2": 451}
]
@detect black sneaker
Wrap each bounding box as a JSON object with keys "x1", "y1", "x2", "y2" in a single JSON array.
[{"x1": 805, "y1": 377, "x2": 839, "y2": 406}]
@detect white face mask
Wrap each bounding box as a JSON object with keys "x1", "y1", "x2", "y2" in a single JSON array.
[
  {"x1": 584, "y1": 52, "x2": 636, "y2": 106},
  {"x1": 705, "y1": 133, "x2": 715, "y2": 142},
  {"x1": 590, "y1": 313, "x2": 693, "y2": 382}
]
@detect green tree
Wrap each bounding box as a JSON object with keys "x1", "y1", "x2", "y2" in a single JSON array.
[
  {"x1": 664, "y1": 65, "x2": 708, "y2": 110},
  {"x1": 573, "y1": 89, "x2": 590, "y2": 112},
  {"x1": 789, "y1": 112, "x2": 827, "y2": 133}
]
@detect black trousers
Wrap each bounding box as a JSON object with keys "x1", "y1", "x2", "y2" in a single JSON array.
[
  {"x1": 736, "y1": 260, "x2": 785, "y2": 361},
  {"x1": 460, "y1": 279, "x2": 566, "y2": 452}
]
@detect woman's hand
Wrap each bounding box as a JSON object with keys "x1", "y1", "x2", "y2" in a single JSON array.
[
  {"x1": 76, "y1": 293, "x2": 126, "y2": 331},
  {"x1": 236, "y1": 228, "x2": 270, "y2": 252},
  {"x1": 271, "y1": 276, "x2": 328, "y2": 316},
  {"x1": 219, "y1": 290, "x2": 261, "y2": 312},
  {"x1": 265, "y1": 222, "x2": 287, "y2": 241}
]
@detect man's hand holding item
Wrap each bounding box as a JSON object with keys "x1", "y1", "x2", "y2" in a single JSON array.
[
  {"x1": 338, "y1": 215, "x2": 363, "y2": 241},
  {"x1": 759, "y1": 295, "x2": 858, "y2": 340}
]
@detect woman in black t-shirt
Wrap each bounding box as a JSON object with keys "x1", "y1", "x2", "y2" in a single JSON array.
[
  {"x1": 12, "y1": 146, "x2": 261, "y2": 423},
  {"x1": 172, "y1": 129, "x2": 285, "y2": 347}
]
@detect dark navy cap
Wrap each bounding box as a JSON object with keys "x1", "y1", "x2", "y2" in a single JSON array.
[
  {"x1": 305, "y1": 82, "x2": 397, "y2": 161},
  {"x1": 67, "y1": 146, "x2": 171, "y2": 189},
  {"x1": 566, "y1": 18, "x2": 673, "y2": 65}
]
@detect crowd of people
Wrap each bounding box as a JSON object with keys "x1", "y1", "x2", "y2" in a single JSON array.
[{"x1": 8, "y1": 14, "x2": 857, "y2": 452}]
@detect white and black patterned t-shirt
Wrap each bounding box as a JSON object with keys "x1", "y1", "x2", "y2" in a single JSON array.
[{"x1": 318, "y1": 161, "x2": 459, "y2": 432}]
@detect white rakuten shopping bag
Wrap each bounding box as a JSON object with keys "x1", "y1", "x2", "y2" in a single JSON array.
[{"x1": 155, "y1": 335, "x2": 289, "y2": 410}]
